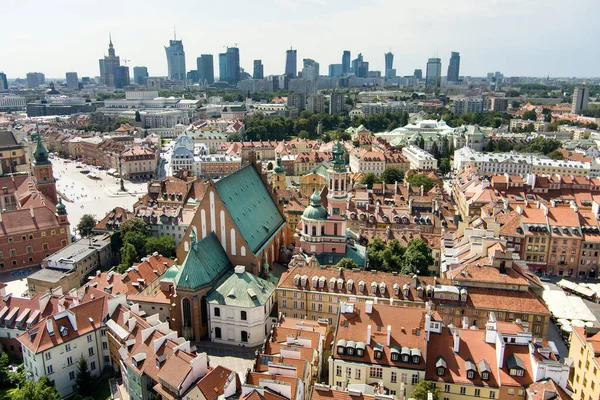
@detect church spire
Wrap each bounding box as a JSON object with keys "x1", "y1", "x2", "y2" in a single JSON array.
[{"x1": 32, "y1": 125, "x2": 50, "y2": 166}]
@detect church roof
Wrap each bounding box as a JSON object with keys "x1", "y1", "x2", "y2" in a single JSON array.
[
  {"x1": 173, "y1": 232, "x2": 232, "y2": 291},
  {"x1": 33, "y1": 131, "x2": 50, "y2": 166},
  {"x1": 214, "y1": 164, "x2": 285, "y2": 255},
  {"x1": 207, "y1": 269, "x2": 275, "y2": 308}
]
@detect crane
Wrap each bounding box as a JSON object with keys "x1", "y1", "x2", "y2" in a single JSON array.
[{"x1": 122, "y1": 58, "x2": 131, "y2": 66}]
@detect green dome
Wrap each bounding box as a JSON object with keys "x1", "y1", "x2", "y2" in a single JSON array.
[
  {"x1": 274, "y1": 158, "x2": 285, "y2": 174},
  {"x1": 303, "y1": 189, "x2": 327, "y2": 220},
  {"x1": 56, "y1": 198, "x2": 67, "y2": 215}
]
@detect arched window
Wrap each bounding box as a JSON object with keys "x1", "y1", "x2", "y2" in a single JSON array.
[
  {"x1": 305, "y1": 225, "x2": 308, "y2": 234},
  {"x1": 241, "y1": 331, "x2": 249, "y2": 342},
  {"x1": 182, "y1": 298, "x2": 192, "y2": 328},
  {"x1": 321, "y1": 226, "x2": 325, "y2": 236},
  {"x1": 334, "y1": 223, "x2": 338, "y2": 236},
  {"x1": 241, "y1": 311, "x2": 247, "y2": 320},
  {"x1": 215, "y1": 327, "x2": 222, "y2": 339},
  {"x1": 201, "y1": 296, "x2": 208, "y2": 326},
  {"x1": 312, "y1": 226, "x2": 317, "y2": 236}
]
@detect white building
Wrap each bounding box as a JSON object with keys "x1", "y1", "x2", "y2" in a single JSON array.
[
  {"x1": 454, "y1": 97, "x2": 484, "y2": 115},
  {"x1": 349, "y1": 150, "x2": 386, "y2": 176},
  {"x1": 0, "y1": 96, "x2": 26, "y2": 111},
  {"x1": 18, "y1": 295, "x2": 125, "y2": 398},
  {"x1": 402, "y1": 145, "x2": 438, "y2": 170},
  {"x1": 171, "y1": 134, "x2": 195, "y2": 174},
  {"x1": 206, "y1": 265, "x2": 276, "y2": 347}
]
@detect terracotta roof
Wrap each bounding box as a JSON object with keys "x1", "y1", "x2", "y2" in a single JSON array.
[
  {"x1": 194, "y1": 366, "x2": 239, "y2": 400},
  {"x1": 311, "y1": 387, "x2": 376, "y2": 400},
  {"x1": 526, "y1": 379, "x2": 571, "y2": 400},
  {"x1": 93, "y1": 207, "x2": 135, "y2": 232}
]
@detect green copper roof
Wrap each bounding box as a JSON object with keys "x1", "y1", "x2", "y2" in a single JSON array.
[
  {"x1": 32, "y1": 131, "x2": 50, "y2": 166},
  {"x1": 207, "y1": 269, "x2": 276, "y2": 307},
  {"x1": 56, "y1": 198, "x2": 67, "y2": 215},
  {"x1": 303, "y1": 188, "x2": 327, "y2": 220},
  {"x1": 161, "y1": 264, "x2": 181, "y2": 283},
  {"x1": 173, "y1": 232, "x2": 232, "y2": 291},
  {"x1": 214, "y1": 164, "x2": 285, "y2": 255},
  {"x1": 331, "y1": 141, "x2": 347, "y2": 172},
  {"x1": 273, "y1": 157, "x2": 285, "y2": 174}
]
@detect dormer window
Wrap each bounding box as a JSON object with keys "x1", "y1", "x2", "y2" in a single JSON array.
[
  {"x1": 482, "y1": 372, "x2": 489, "y2": 380},
  {"x1": 437, "y1": 367, "x2": 445, "y2": 376},
  {"x1": 336, "y1": 339, "x2": 347, "y2": 355},
  {"x1": 467, "y1": 370, "x2": 475, "y2": 379},
  {"x1": 374, "y1": 350, "x2": 382, "y2": 360},
  {"x1": 510, "y1": 369, "x2": 524, "y2": 377}
]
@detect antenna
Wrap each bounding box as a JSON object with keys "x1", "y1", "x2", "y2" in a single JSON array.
[
  {"x1": 173, "y1": 25, "x2": 176, "y2": 41},
  {"x1": 109, "y1": 31, "x2": 112, "y2": 45}
]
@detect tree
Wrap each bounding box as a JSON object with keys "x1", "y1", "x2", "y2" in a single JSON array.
[
  {"x1": 0, "y1": 351, "x2": 9, "y2": 387},
  {"x1": 439, "y1": 158, "x2": 451, "y2": 175},
  {"x1": 523, "y1": 110, "x2": 537, "y2": 121},
  {"x1": 430, "y1": 141, "x2": 440, "y2": 159},
  {"x1": 335, "y1": 258, "x2": 359, "y2": 270},
  {"x1": 12, "y1": 375, "x2": 61, "y2": 400},
  {"x1": 76, "y1": 214, "x2": 96, "y2": 238},
  {"x1": 135, "y1": 111, "x2": 141, "y2": 122},
  {"x1": 367, "y1": 238, "x2": 406, "y2": 273},
  {"x1": 267, "y1": 161, "x2": 273, "y2": 170},
  {"x1": 400, "y1": 111, "x2": 409, "y2": 126},
  {"x1": 228, "y1": 132, "x2": 242, "y2": 142},
  {"x1": 547, "y1": 150, "x2": 564, "y2": 160},
  {"x1": 406, "y1": 174, "x2": 437, "y2": 192},
  {"x1": 298, "y1": 130, "x2": 310, "y2": 139},
  {"x1": 359, "y1": 173, "x2": 382, "y2": 189},
  {"x1": 120, "y1": 217, "x2": 148, "y2": 237},
  {"x1": 411, "y1": 380, "x2": 439, "y2": 400},
  {"x1": 123, "y1": 231, "x2": 148, "y2": 257},
  {"x1": 119, "y1": 243, "x2": 139, "y2": 272},
  {"x1": 402, "y1": 239, "x2": 434, "y2": 276},
  {"x1": 75, "y1": 356, "x2": 93, "y2": 396},
  {"x1": 381, "y1": 168, "x2": 404, "y2": 184},
  {"x1": 146, "y1": 236, "x2": 176, "y2": 258}
]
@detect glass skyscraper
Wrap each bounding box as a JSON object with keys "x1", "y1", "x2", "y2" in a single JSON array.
[
  {"x1": 425, "y1": 58, "x2": 442, "y2": 89},
  {"x1": 285, "y1": 48, "x2": 297, "y2": 78},
  {"x1": 197, "y1": 55, "x2": 214, "y2": 84},
  {"x1": 447, "y1": 52, "x2": 460, "y2": 82},
  {"x1": 342, "y1": 51, "x2": 350, "y2": 74},
  {"x1": 219, "y1": 53, "x2": 227, "y2": 82},
  {"x1": 165, "y1": 39, "x2": 186, "y2": 81},
  {"x1": 225, "y1": 47, "x2": 240, "y2": 85}
]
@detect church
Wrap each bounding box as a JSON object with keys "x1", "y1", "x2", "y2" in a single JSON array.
[{"x1": 0, "y1": 131, "x2": 70, "y2": 270}]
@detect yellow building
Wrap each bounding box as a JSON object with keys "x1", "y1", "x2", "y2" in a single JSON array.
[
  {"x1": 0, "y1": 131, "x2": 28, "y2": 174},
  {"x1": 299, "y1": 167, "x2": 327, "y2": 198},
  {"x1": 568, "y1": 326, "x2": 600, "y2": 400}
]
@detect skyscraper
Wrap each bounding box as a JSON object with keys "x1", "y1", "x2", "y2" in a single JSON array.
[
  {"x1": 225, "y1": 47, "x2": 240, "y2": 85},
  {"x1": 342, "y1": 51, "x2": 351, "y2": 74},
  {"x1": 26, "y1": 72, "x2": 46, "y2": 88},
  {"x1": 197, "y1": 55, "x2": 214, "y2": 84},
  {"x1": 447, "y1": 51, "x2": 460, "y2": 82},
  {"x1": 0, "y1": 72, "x2": 8, "y2": 90},
  {"x1": 253, "y1": 60, "x2": 264, "y2": 79},
  {"x1": 414, "y1": 69, "x2": 423, "y2": 80},
  {"x1": 133, "y1": 66, "x2": 149, "y2": 85},
  {"x1": 115, "y1": 66, "x2": 130, "y2": 89},
  {"x1": 572, "y1": 85, "x2": 590, "y2": 114},
  {"x1": 99, "y1": 35, "x2": 120, "y2": 87},
  {"x1": 285, "y1": 48, "x2": 297, "y2": 78},
  {"x1": 425, "y1": 58, "x2": 442, "y2": 89},
  {"x1": 165, "y1": 35, "x2": 186, "y2": 81},
  {"x1": 384, "y1": 52, "x2": 394, "y2": 79},
  {"x1": 352, "y1": 54, "x2": 368, "y2": 78},
  {"x1": 329, "y1": 64, "x2": 343, "y2": 77},
  {"x1": 65, "y1": 72, "x2": 78, "y2": 90},
  {"x1": 329, "y1": 92, "x2": 344, "y2": 115},
  {"x1": 219, "y1": 53, "x2": 227, "y2": 82},
  {"x1": 302, "y1": 59, "x2": 319, "y2": 81}
]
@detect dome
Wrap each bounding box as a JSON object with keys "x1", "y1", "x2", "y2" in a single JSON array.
[
  {"x1": 303, "y1": 189, "x2": 327, "y2": 220},
  {"x1": 56, "y1": 198, "x2": 67, "y2": 216},
  {"x1": 45, "y1": 82, "x2": 60, "y2": 95}
]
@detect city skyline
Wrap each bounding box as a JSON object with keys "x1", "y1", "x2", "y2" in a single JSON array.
[{"x1": 1, "y1": 0, "x2": 599, "y2": 79}]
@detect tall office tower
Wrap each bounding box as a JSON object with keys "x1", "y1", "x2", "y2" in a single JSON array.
[
  {"x1": 26, "y1": 72, "x2": 46, "y2": 88},
  {"x1": 0, "y1": 72, "x2": 8, "y2": 90},
  {"x1": 494, "y1": 71, "x2": 503, "y2": 83},
  {"x1": 133, "y1": 66, "x2": 149, "y2": 85},
  {"x1": 187, "y1": 70, "x2": 199, "y2": 82},
  {"x1": 351, "y1": 53, "x2": 362, "y2": 73},
  {"x1": 447, "y1": 51, "x2": 460, "y2": 82},
  {"x1": 253, "y1": 60, "x2": 264, "y2": 79},
  {"x1": 225, "y1": 47, "x2": 240, "y2": 85},
  {"x1": 329, "y1": 92, "x2": 344, "y2": 115},
  {"x1": 99, "y1": 35, "x2": 120, "y2": 86},
  {"x1": 414, "y1": 69, "x2": 423, "y2": 80},
  {"x1": 487, "y1": 72, "x2": 494, "y2": 81},
  {"x1": 115, "y1": 66, "x2": 130, "y2": 88},
  {"x1": 197, "y1": 55, "x2": 214, "y2": 84},
  {"x1": 329, "y1": 64, "x2": 343, "y2": 77},
  {"x1": 342, "y1": 51, "x2": 351, "y2": 74},
  {"x1": 384, "y1": 52, "x2": 394, "y2": 78},
  {"x1": 352, "y1": 54, "x2": 368, "y2": 78},
  {"x1": 302, "y1": 59, "x2": 319, "y2": 81},
  {"x1": 572, "y1": 85, "x2": 590, "y2": 113},
  {"x1": 165, "y1": 34, "x2": 186, "y2": 81},
  {"x1": 425, "y1": 58, "x2": 442, "y2": 89},
  {"x1": 65, "y1": 72, "x2": 78, "y2": 90},
  {"x1": 219, "y1": 53, "x2": 227, "y2": 82},
  {"x1": 285, "y1": 48, "x2": 297, "y2": 78}
]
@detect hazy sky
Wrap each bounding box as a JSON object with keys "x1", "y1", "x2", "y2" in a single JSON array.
[{"x1": 2, "y1": 0, "x2": 598, "y2": 80}]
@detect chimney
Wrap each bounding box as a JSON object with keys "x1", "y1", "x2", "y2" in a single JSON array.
[
  {"x1": 234, "y1": 265, "x2": 245, "y2": 274},
  {"x1": 365, "y1": 300, "x2": 373, "y2": 314},
  {"x1": 453, "y1": 329, "x2": 460, "y2": 353},
  {"x1": 46, "y1": 319, "x2": 54, "y2": 336},
  {"x1": 387, "y1": 325, "x2": 391, "y2": 347},
  {"x1": 367, "y1": 325, "x2": 372, "y2": 345},
  {"x1": 30, "y1": 206, "x2": 34, "y2": 218}
]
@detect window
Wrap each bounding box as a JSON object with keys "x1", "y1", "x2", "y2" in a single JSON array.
[
  {"x1": 355, "y1": 369, "x2": 361, "y2": 379},
  {"x1": 391, "y1": 372, "x2": 397, "y2": 383},
  {"x1": 369, "y1": 367, "x2": 382, "y2": 378},
  {"x1": 88, "y1": 347, "x2": 94, "y2": 356},
  {"x1": 518, "y1": 390, "x2": 524, "y2": 396},
  {"x1": 65, "y1": 344, "x2": 71, "y2": 352},
  {"x1": 509, "y1": 369, "x2": 524, "y2": 377},
  {"x1": 467, "y1": 370, "x2": 475, "y2": 379},
  {"x1": 241, "y1": 331, "x2": 248, "y2": 342},
  {"x1": 336, "y1": 366, "x2": 342, "y2": 377},
  {"x1": 214, "y1": 307, "x2": 220, "y2": 317},
  {"x1": 444, "y1": 384, "x2": 450, "y2": 392},
  {"x1": 215, "y1": 327, "x2": 222, "y2": 339},
  {"x1": 90, "y1": 361, "x2": 96, "y2": 370},
  {"x1": 241, "y1": 311, "x2": 247, "y2": 321},
  {"x1": 481, "y1": 372, "x2": 489, "y2": 380},
  {"x1": 475, "y1": 389, "x2": 480, "y2": 397},
  {"x1": 412, "y1": 374, "x2": 419, "y2": 384},
  {"x1": 460, "y1": 387, "x2": 466, "y2": 395},
  {"x1": 346, "y1": 367, "x2": 352, "y2": 378},
  {"x1": 26, "y1": 246, "x2": 33, "y2": 254},
  {"x1": 102, "y1": 342, "x2": 108, "y2": 350},
  {"x1": 87, "y1": 334, "x2": 93, "y2": 343},
  {"x1": 69, "y1": 371, "x2": 75, "y2": 380},
  {"x1": 45, "y1": 352, "x2": 51, "y2": 360},
  {"x1": 489, "y1": 392, "x2": 495, "y2": 399},
  {"x1": 67, "y1": 356, "x2": 73, "y2": 365},
  {"x1": 401, "y1": 373, "x2": 408, "y2": 384},
  {"x1": 374, "y1": 350, "x2": 382, "y2": 360},
  {"x1": 47, "y1": 365, "x2": 53, "y2": 374},
  {"x1": 508, "y1": 389, "x2": 514, "y2": 395},
  {"x1": 437, "y1": 367, "x2": 445, "y2": 376}
]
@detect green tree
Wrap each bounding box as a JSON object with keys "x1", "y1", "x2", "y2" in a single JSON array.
[
  {"x1": 76, "y1": 214, "x2": 96, "y2": 238},
  {"x1": 119, "y1": 243, "x2": 139, "y2": 272},
  {"x1": 406, "y1": 174, "x2": 437, "y2": 192},
  {"x1": 430, "y1": 142, "x2": 440, "y2": 159},
  {"x1": 335, "y1": 258, "x2": 359, "y2": 270},
  {"x1": 123, "y1": 231, "x2": 148, "y2": 257},
  {"x1": 359, "y1": 173, "x2": 382, "y2": 189},
  {"x1": 381, "y1": 168, "x2": 404, "y2": 184},
  {"x1": 402, "y1": 239, "x2": 434, "y2": 276},
  {"x1": 145, "y1": 236, "x2": 176, "y2": 258},
  {"x1": 228, "y1": 132, "x2": 242, "y2": 142},
  {"x1": 135, "y1": 111, "x2": 141, "y2": 122},
  {"x1": 120, "y1": 217, "x2": 148, "y2": 237},
  {"x1": 523, "y1": 110, "x2": 538, "y2": 121},
  {"x1": 400, "y1": 111, "x2": 409, "y2": 126},
  {"x1": 75, "y1": 356, "x2": 92, "y2": 396},
  {"x1": 0, "y1": 351, "x2": 9, "y2": 387},
  {"x1": 267, "y1": 161, "x2": 274, "y2": 170},
  {"x1": 411, "y1": 380, "x2": 439, "y2": 400},
  {"x1": 110, "y1": 231, "x2": 123, "y2": 252},
  {"x1": 439, "y1": 158, "x2": 451, "y2": 175},
  {"x1": 298, "y1": 130, "x2": 310, "y2": 139},
  {"x1": 12, "y1": 376, "x2": 61, "y2": 400},
  {"x1": 547, "y1": 150, "x2": 564, "y2": 160}
]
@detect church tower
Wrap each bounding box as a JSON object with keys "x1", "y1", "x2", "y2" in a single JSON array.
[
  {"x1": 326, "y1": 142, "x2": 349, "y2": 218},
  {"x1": 272, "y1": 156, "x2": 286, "y2": 192},
  {"x1": 31, "y1": 130, "x2": 57, "y2": 204}
]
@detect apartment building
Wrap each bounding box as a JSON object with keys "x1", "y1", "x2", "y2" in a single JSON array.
[
  {"x1": 568, "y1": 326, "x2": 600, "y2": 400},
  {"x1": 402, "y1": 145, "x2": 437, "y2": 170},
  {"x1": 349, "y1": 150, "x2": 386, "y2": 176}
]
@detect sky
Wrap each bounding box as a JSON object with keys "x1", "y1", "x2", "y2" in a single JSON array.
[{"x1": 1, "y1": 0, "x2": 599, "y2": 80}]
